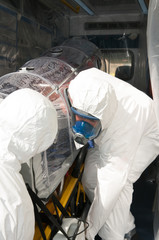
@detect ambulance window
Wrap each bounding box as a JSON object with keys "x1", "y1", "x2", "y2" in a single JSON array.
[{"x1": 101, "y1": 50, "x2": 134, "y2": 81}]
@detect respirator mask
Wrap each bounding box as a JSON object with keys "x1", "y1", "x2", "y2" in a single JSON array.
[{"x1": 64, "y1": 88, "x2": 101, "y2": 147}]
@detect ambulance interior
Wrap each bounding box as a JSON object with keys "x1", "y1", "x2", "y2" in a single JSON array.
[{"x1": 0, "y1": 0, "x2": 159, "y2": 240}]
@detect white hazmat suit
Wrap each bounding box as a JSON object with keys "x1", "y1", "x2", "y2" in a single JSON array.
[
  {"x1": 68, "y1": 68, "x2": 159, "y2": 240},
  {"x1": 0, "y1": 88, "x2": 58, "y2": 240}
]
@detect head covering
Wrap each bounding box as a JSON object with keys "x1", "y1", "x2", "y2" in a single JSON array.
[
  {"x1": 0, "y1": 88, "x2": 58, "y2": 171},
  {"x1": 68, "y1": 68, "x2": 118, "y2": 129}
]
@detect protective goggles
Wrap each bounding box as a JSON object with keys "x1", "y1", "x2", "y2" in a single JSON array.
[{"x1": 64, "y1": 88, "x2": 101, "y2": 145}]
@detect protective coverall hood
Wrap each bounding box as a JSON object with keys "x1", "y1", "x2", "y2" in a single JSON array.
[
  {"x1": 0, "y1": 88, "x2": 58, "y2": 171},
  {"x1": 68, "y1": 68, "x2": 118, "y2": 129}
]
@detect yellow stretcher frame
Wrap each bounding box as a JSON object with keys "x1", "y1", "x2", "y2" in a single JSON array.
[{"x1": 33, "y1": 145, "x2": 88, "y2": 240}]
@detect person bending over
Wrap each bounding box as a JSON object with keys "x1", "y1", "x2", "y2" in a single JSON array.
[{"x1": 66, "y1": 68, "x2": 159, "y2": 240}]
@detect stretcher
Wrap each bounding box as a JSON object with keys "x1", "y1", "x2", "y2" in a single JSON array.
[
  {"x1": 0, "y1": 37, "x2": 102, "y2": 240},
  {"x1": 28, "y1": 144, "x2": 90, "y2": 240}
]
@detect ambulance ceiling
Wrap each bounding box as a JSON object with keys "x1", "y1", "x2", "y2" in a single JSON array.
[
  {"x1": 0, "y1": 0, "x2": 149, "y2": 34},
  {"x1": 39, "y1": 0, "x2": 148, "y2": 16},
  {"x1": 1, "y1": 0, "x2": 149, "y2": 17}
]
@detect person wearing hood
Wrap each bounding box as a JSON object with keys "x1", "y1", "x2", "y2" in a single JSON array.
[
  {"x1": 0, "y1": 88, "x2": 58, "y2": 240},
  {"x1": 67, "y1": 68, "x2": 159, "y2": 240}
]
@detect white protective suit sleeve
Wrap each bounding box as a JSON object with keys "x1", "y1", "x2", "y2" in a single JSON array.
[
  {"x1": 0, "y1": 88, "x2": 58, "y2": 240},
  {"x1": 68, "y1": 68, "x2": 159, "y2": 239},
  {"x1": 82, "y1": 145, "x2": 135, "y2": 240}
]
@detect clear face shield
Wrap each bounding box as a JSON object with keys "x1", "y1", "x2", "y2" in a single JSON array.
[{"x1": 64, "y1": 88, "x2": 102, "y2": 147}]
